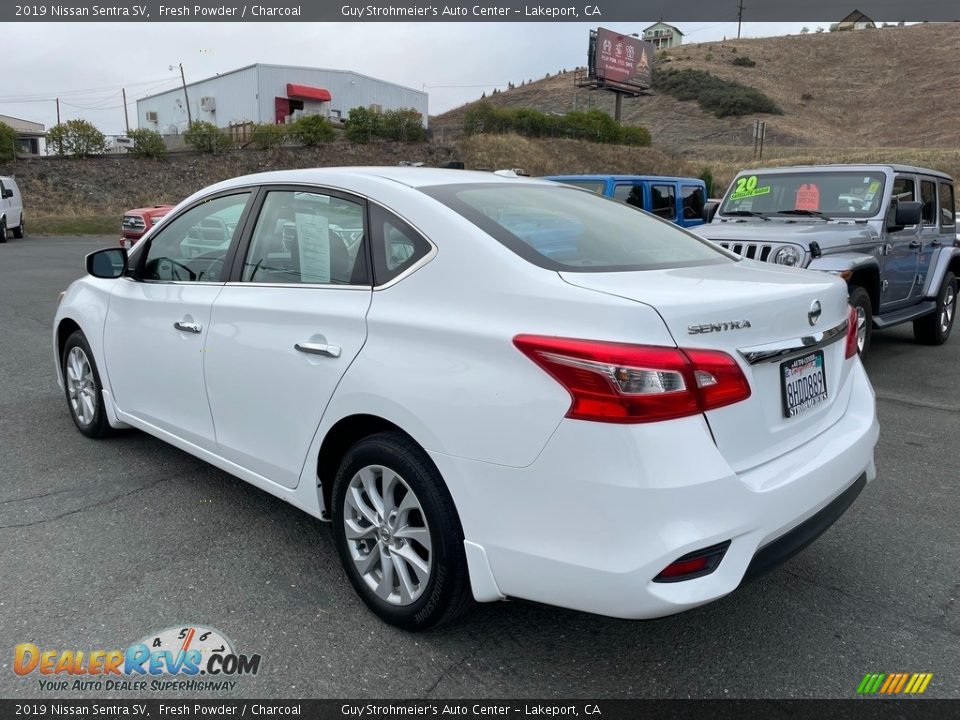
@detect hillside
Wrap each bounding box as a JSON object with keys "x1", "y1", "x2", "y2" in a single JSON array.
[{"x1": 431, "y1": 23, "x2": 960, "y2": 149}]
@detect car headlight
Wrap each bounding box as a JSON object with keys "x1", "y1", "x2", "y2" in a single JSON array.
[{"x1": 773, "y1": 246, "x2": 803, "y2": 266}]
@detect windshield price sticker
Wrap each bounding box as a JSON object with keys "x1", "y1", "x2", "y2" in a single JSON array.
[
  {"x1": 730, "y1": 175, "x2": 771, "y2": 200},
  {"x1": 795, "y1": 183, "x2": 820, "y2": 211}
]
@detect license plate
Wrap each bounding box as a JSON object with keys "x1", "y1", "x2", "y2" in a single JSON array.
[{"x1": 781, "y1": 351, "x2": 828, "y2": 418}]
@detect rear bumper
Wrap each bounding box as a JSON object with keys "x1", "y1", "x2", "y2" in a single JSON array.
[{"x1": 432, "y1": 359, "x2": 879, "y2": 619}]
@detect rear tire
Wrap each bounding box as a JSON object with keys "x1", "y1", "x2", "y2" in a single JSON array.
[
  {"x1": 914, "y1": 272, "x2": 956, "y2": 345},
  {"x1": 62, "y1": 330, "x2": 113, "y2": 439},
  {"x1": 0, "y1": 219, "x2": 6, "y2": 243},
  {"x1": 848, "y1": 286, "x2": 872, "y2": 357},
  {"x1": 331, "y1": 431, "x2": 473, "y2": 630},
  {"x1": 12, "y1": 214, "x2": 23, "y2": 239}
]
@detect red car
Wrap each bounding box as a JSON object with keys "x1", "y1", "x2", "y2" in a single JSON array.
[{"x1": 120, "y1": 205, "x2": 174, "y2": 248}]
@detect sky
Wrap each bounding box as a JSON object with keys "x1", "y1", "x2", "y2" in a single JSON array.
[{"x1": 3, "y1": 21, "x2": 830, "y2": 135}]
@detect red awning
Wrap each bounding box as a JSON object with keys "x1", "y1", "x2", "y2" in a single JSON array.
[{"x1": 286, "y1": 83, "x2": 332, "y2": 102}]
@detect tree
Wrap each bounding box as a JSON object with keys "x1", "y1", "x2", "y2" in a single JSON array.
[
  {"x1": 47, "y1": 119, "x2": 107, "y2": 157},
  {"x1": 127, "y1": 128, "x2": 167, "y2": 159},
  {"x1": 0, "y1": 121, "x2": 16, "y2": 162},
  {"x1": 381, "y1": 109, "x2": 425, "y2": 142},
  {"x1": 800, "y1": 26, "x2": 810, "y2": 34},
  {"x1": 292, "y1": 115, "x2": 335, "y2": 146},
  {"x1": 344, "y1": 107, "x2": 383, "y2": 143},
  {"x1": 184, "y1": 120, "x2": 231, "y2": 153}
]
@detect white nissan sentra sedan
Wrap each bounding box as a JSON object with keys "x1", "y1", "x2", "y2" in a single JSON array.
[{"x1": 53, "y1": 167, "x2": 879, "y2": 630}]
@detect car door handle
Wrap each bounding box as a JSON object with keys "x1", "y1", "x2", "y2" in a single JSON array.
[
  {"x1": 173, "y1": 321, "x2": 202, "y2": 334},
  {"x1": 908, "y1": 240, "x2": 922, "y2": 249},
  {"x1": 930, "y1": 238, "x2": 942, "y2": 246},
  {"x1": 294, "y1": 342, "x2": 341, "y2": 358}
]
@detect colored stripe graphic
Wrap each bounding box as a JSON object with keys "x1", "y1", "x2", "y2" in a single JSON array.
[{"x1": 858, "y1": 673, "x2": 932, "y2": 695}]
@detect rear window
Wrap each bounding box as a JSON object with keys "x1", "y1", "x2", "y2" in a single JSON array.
[
  {"x1": 552, "y1": 179, "x2": 607, "y2": 194},
  {"x1": 421, "y1": 183, "x2": 731, "y2": 272}
]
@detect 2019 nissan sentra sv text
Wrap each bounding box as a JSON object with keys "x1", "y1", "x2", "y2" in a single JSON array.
[{"x1": 53, "y1": 167, "x2": 879, "y2": 630}]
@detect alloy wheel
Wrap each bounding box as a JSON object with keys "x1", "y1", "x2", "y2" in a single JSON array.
[
  {"x1": 941, "y1": 284, "x2": 956, "y2": 335},
  {"x1": 343, "y1": 464, "x2": 432, "y2": 606},
  {"x1": 856, "y1": 305, "x2": 868, "y2": 353},
  {"x1": 66, "y1": 346, "x2": 97, "y2": 426}
]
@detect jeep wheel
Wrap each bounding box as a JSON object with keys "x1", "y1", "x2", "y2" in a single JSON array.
[
  {"x1": 848, "y1": 287, "x2": 872, "y2": 356},
  {"x1": 914, "y1": 272, "x2": 956, "y2": 346}
]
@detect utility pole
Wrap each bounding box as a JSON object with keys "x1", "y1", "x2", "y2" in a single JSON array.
[
  {"x1": 614, "y1": 91, "x2": 623, "y2": 123},
  {"x1": 737, "y1": 0, "x2": 744, "y2": 39},
  {"x1": 55, "y1": 98, "x2": 61, "y2": 125},
  {"x1": 178, "y1": 63, "x2": 192, "y2": 126},
  {"x1": 122, "y1": 88, "x2": 130, "y2": 134}
]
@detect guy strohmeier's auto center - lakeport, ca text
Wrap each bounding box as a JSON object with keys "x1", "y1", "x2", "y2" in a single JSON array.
[{"x1": 16, "y1": 3, "x2": 598, "y2": 18}]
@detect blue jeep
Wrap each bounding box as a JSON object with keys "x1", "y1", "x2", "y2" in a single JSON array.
[{"x1": 541, "y1": 174, "x2": 709, "y2": 228}]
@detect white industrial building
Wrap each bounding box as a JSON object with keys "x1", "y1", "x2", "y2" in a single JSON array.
[{"x1": 136, "y1": 63, "x2": 428, "y2": 133}]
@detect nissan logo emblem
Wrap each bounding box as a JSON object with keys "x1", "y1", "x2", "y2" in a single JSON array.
[{"x1": 808, "y1": 300, "x2": 822, "y2": 326}]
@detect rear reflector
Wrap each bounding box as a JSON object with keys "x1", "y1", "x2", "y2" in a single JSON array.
[
  {"x1": 513, "y1": 335, "x2": 751, "y2": 423},
  {"x1": 845, "y1": 304, "x2": 859, "y2": 359},
  {"x1": 653, "y1": 541, "x2": 731, "y2": 583}
]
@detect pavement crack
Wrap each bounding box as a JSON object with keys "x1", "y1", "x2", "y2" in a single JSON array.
[
  {"x1": 782, "y1": 568, "x2": 960, "y2": 639},
  {"x1": 424, "y1": 639, "x2": 486, "y2": 697},
  {"x1": 0, "y1": 472, "x2": 185, "y2": 529}
]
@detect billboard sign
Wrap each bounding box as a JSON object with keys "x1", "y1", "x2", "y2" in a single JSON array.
[{"x1": 589, "y1": 27, "x2": 653, "y2": 92}]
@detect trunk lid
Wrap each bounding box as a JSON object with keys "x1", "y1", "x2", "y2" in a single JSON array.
[{"x1": 560, "y1": 261, "x2": 853, "y2": 471}]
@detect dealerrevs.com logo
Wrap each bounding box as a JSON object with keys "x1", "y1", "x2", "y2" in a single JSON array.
[{"x1": 14, "y1": 625, "x2": 261, "y2": 693}]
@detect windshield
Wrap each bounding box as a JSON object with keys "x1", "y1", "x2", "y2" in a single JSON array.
[
  {"x1": 719, "y1": 171, "x2": 886, "y2": 218},
  {"x1": 422, "y1": 183, "x2": 732, "y2": 272}
]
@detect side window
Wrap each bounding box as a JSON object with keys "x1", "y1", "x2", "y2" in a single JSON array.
[
  {"x1": 612, "y1": 184, "x2": 645, "y2": 210},
  {"x1": 241, "y1": 190, "x2": 368, "y2": 285},
  {"x1": 681, "y1": 185, "x2": 705, "y2": 219},
  {"x1": 939, "y1": 183, "x2": 955, "y2": 228},
  {"x1": 141, "y1": 193, "x2": 250, "y2": 282},
  {"x1": 650, "y1": 184, "x2": 676, "y2": 220},
  {"x1": 892, "y1": 177, "x2": 915, "y2": 202},
  {"x1": 369, "y1": 204, "x2": 432, "y2": 286},
  {"x1": 920, "y1": 180, "x2": 937, "y2": 226}
]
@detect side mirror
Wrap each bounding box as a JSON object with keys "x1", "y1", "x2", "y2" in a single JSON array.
[
  {"x1": 889, "y1": 200, "x2": 922, "y2": 230},
  {"x1": 3, "y1": 189, "x2": 12, "y2": 199},
  {"x1": 702, "y1": 201, "x2": 720, "y2": 223},
  {"x1": 86, "y1": 248, "x2": 128, "y2": 279}
]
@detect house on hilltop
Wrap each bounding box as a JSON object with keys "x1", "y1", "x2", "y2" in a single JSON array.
[
  {"x1": 643, "y1": 22, "x2": 684, "y2": 49},
  {"x1": 830, "y1": 10, "x2": 876, "y2": 31}
]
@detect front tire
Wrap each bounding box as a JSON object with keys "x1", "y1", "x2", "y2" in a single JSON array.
[
  {"x1": 848, "y1": 286, "x2": 872, "y2": 357},
  {"x1": 331, "y1": 431, "x2": 472, "y2": 630},
  {"x1": 62, "y1": 331, "x2": 113, "y2": 438},
  {"x1": 914, "y1": 272, "x2": 956, "y2": 345},
  {"x1": 12, "y1": 214, "x2": 23, "y2": 239},
  {"x1": 0, "y1": 219, "x2": 6, "y2": 243}
]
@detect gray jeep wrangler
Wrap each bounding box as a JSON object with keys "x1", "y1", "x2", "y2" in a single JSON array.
[{"x1": 699, "y1": 164, "x2": 959, "y2": 355}]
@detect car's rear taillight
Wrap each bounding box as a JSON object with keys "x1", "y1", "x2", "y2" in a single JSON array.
[
  {"x1": 513, "y1": 335, "x2": 751, "y2": 424},
  {"x1": 844, "y1": 305, "x2": 859, "y2": 359}
]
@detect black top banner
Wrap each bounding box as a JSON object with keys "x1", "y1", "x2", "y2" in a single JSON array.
[{"x1": 5, "y1": 0, "x2": 960, "y2": 22}]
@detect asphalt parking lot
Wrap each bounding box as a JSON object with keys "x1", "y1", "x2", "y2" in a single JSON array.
[{"x1": 1, "y1": 235, "x2": 958, "y2": 700}]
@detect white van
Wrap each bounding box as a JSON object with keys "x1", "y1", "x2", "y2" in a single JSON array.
[{"x1": 0, "y1": 176, "x2": 25, "y2": 242}]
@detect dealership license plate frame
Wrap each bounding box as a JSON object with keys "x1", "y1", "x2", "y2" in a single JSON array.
[{"x1": 780, "y1": 350, "x2": 828, "y2": 418}]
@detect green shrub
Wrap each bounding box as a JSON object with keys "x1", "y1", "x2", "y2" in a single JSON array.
[
  {"x1": 0, "y1": 121, "x2": 16, "y2": 161},
  {"x1": 698, "y1": 167, "x2": 715, "y2": 196},
  {"x1": 344, "y1": 106, "x2": 383, "y2": 143},
  {"x1": 381, "y1": 108, "x2": 425, "y2": 141},
  {"x1": 293, "y1": 114, "x2": 335, "y2": 146},
  {"x1": 184, "y1": 121, "x2": 231, "y2": 153},
  {"x1": 463, "y1": 101, "x2": 511, "y2": 134},
  {"x1": 47, "y1": 119, "x2": 107, "y2": 157},
  {"x1": 251, "y1": 122, "x2": 286, "y2": 150},
  {"x1": 731, "y1": 55, "x2": 756, "y2": 67},
  {"x1": 801, "y1": 92, "x2": 814, "y2": 102},
  {"x1": 127, "y1": 128, "x2": 167, "y2": 159},
  {"x1": 619, "y1": 124, "x2": 652, "y2": 147},
  {"x1": 704, "y1": 52, "x2": 714, "y2": 61},
  {"x1": 653, "y1": 68, "x2": 782, "y2": 118}
]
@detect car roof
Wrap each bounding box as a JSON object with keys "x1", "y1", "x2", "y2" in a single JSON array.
[
  {"x1": 543, "y1": 174, "x2": 704, "y2": 183},
  {"x1": 206, "y1": 166, "x2": 556, "y2": 192},
  {"x1": 733, "y1": 164, "x2": 953, "y2": 181}
]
